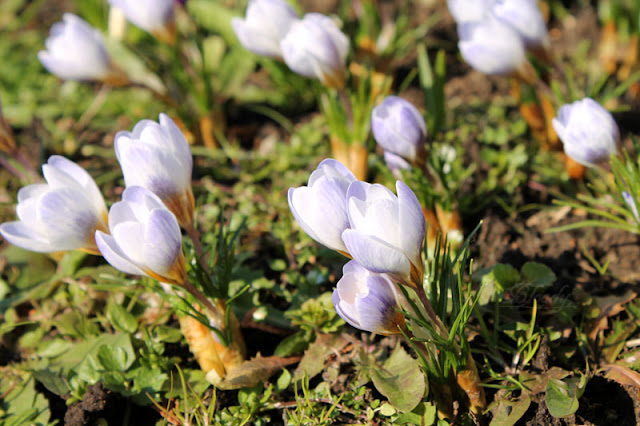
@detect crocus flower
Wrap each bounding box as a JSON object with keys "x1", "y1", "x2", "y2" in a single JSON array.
[
  {"x1": 492, "y1": 0, "x2": 549, "y2": 50},
  {"x1": 342, "y1": 181, "x2": 425, "y2": 286},
  {"x1": 108, "y1": 0, "x2": 176, "y2": 44},
  {"x1": 281, "y1": 13, "x2": 349, "y2": 89},
  {"x1": 371, "y1": 96, "x2": 427, "y2": 165},
  {"x1": 552, "y1": 98, "x2": 619, "y2": 168},
  {"x1": 383, "y1": 151, "x2": 411, "y2": 179},
  {"x1": 38, "y1": 14, "x2": 123, "y2": 83},
  {"x1": 114, "y1": 114, "x2": 194, "y2": 228},
  {"x1": 232, "y1": 0, "x2": 299, "y2": 58},
  {"x1": 333, "y1": 261, "x2": 406, "y2": 334},
  {"x1": 95, "y1": 186, "x2": 186, "y2": 284},
  {"x1": 447, "y1": 0, "x2": 491, "y2": 24},
  {"x1": 457, "y1": 17, "x2": 529, "y2": 79},
  {"x1": 0, "y1": 156, "x2": 108, "y2": 254},
  {"x1": 288, "y1": 159, "x2": 357, "y2": 254}
]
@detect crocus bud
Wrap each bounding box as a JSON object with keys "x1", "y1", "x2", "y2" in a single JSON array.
[
  {"x1": 371, "y1": 96, "x2": 427, "y2": 165},
  {"x1": 332, "y1": 261, "x2": 406, "y2": 334},
  {"x1": 108, "y1": 0, "x2": 176, "y2": 44},
  {"x1": 383, "y1": 151, "x2": 411, "y2": 179},
  {"x1": 281, "y1": 13, "x2": 349, "y2": 89},
  {"x1": 457, "y1": 17, "x2": 531, "y2": 81},
  {"x1": 551, "y1": 98, "x2": 619, "y2": 168},
  {"x1": 95, "y1": 186, "x2": 186, "y2": 285},
  {"x1": 0, "y1": 156, "x2": 108, "y2": 254},
  {"x1": 492, "y1": 0, "x2": 549, "y2": 50},
  {"x1": 288, "y1": 159, "x2": 357, "y2": 254},
  {"x1": 447, "y1": 0, "x2": 491, "y2": 24},
  {"x1": 232, "y1": 0, "x2": 299, "y2": 58},
  {"x1": 38, "y1": 14, "x2": 124, "y2": 83},
  {"x1": 342, "y1": 181, "x2": 425, "y2": 286},
  {"x1": 114, "y1": 114, "x2": 194, "y2": 228}
]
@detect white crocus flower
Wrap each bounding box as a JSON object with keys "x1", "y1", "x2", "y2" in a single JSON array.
[
  {"x1": 38, "y1": 14, "x2": 125, "y2": 83},
  {"x1": 0, "y1": 156, "x2": 108, "y2": 254},
  {"x1": 95, "y1": 186, "x2": 186, "y2": 285},
  {"x1": 108, "y1": 0, "x2": 176, "y2": 44},
  {"x1": 342, "y1": 181, "x2": 426, "y2": 286},
  {"x1": 232, "y1": 0, "x2": 300, "y2": 58},
  {"x1": 280, "y1": 13, "x2": 349, "y2": 89},
  {"x1": 288, "y1": 159, "x2": 357, "y2": 254},
  {"x1": 492, "y1": 0, "x2": 550, "y2": 50},
  {"x1": 114, "y1": 114, "x2": 194, "y2": 228},
  {"x1": 552, "y1": 98, "x2": 620, "y2": 168}
]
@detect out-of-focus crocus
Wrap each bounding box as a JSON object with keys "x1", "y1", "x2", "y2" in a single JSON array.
[
  {"x1": 552, "y1": 98, "x2": 619, "y2": 168},
  {"x1": 332, "y1": 261, "x2": 406, "y2": 334},
  {"x1": 458, "y1": 17, "x2": 532, "y2": 81},
  {"x1": 38, "y1": 14, "x2": 125, "y2": 83},
  {"x1": 342, "y1": 181, "x2": 425, "y2": 286},
  {"x1": 232, "y1": 0, "x2": 299, "y2": 59},
  {"x1": 108, "y1": 0, "x2": 176, "y2": 44},
  {"x1": 371, "y1": 96, "x2": 427, "y2": 166},
  {"x1": 383, "y1": 151, "x2": 411, "y2": 179},
  {"x1": 281, "y1": 13, "x2": 349, "y2": 89},
  {"x1": 492, "y1": 0, "x2": 549, "y2": 50},
  {"x1": 288, "y1": 159, "x2": 357, "y2": 254},
  {"x1": 447, "y1": 0, "x2": 491, "y2": 24},
  {"x1": 622, "y1": 192, "x2": 640, "y2": 222},
  {"x1": 114, "y1": 114, "x2": 194, "y2": 228},
  {"x1": 0, "y1": 156, "x2": 108, "y2": 254},
  {"x1": 95, "y1": 186, "x2": 186, "y2": 285}
]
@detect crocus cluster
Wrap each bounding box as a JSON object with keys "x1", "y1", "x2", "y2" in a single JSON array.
[
  {"x1": 232, "y1": 0, "x2": 349, "y2": 89},
  {"x1": 551, "y1": 97, "x2": 619, "y2": 168},
  {"x1": 371, "y1": 96, "x2": 428, "y2": 175},
  {"x1": 0, "y1": 114, "x2": 193, "y2": 287},
  {"x1": 448, "y1": 0, "x2": 549, "y2": 79},
  {"x1": 288, "y1": 159, "x2": 426, "y2": 334}
]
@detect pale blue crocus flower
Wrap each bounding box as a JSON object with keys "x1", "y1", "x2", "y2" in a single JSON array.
[{"x1": 333, "y1": 260, "x2": 406, "y2": 334}]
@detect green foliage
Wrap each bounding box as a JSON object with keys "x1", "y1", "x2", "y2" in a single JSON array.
[{"x1": 370, "y1": 345, "x2": 426, "y2": 412}]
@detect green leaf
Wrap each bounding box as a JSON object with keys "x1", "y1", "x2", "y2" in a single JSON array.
[
  {"x1": 293, "y1": 334, "x2": 349, "y2": 381},
  {"x1": 490, "y1": 395, "x2": 531, "y2": 426},
  {"x1": 522, "y1": 262, "x2": 556, "y2": 292},
  {"x1": 274, "y1": 331, "x2": 311, "y2": 357},
  {"x1": 187, "y1": 0, "x2": 239, "y2": 44},
  {"x1": 371, "y1": 345, "x2": 426, "y2": 412},
  {"x1": 479, "y1": 264, "x2": 520, "y2": 304},
  {"x1": 106, "y1": 299, "x2": 138, "y2": 334},
  {"x1": 0, "y1": 373, "x2": 50, "y2": 426},
  {"x1": 32, "y1": 368, "x2": 71, "y2": 397},
  {"x1": 545, "y1": 374, "x2": 587, "y2": 418},
  {"x1": 97, "y1": 345, "x2": 129, "y2": 372},
  {"x1": 395, "y1": 402, "x2": 437, "y2": 425},
  {"x1": 276, "y1": 368, "x2": 292, "y2": 392}
]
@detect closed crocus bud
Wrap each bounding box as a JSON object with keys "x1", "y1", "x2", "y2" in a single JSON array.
[
  {"x1": 95, "y1": 186, "x2": 187, "y2": 285},
  {"x1": 281, "y1": 13, "x2": 349, "y2": 89},
  {"x1": 383, "y1": 151, "x2": 411, "y2": 179},
  {"x1": 447, "y1": 0, "x2": 491, "y2": 24},
  {"x1": 0, "y1": 156, "x2": 108, "y2": 254},
  {"x1": 232, "y1": 0, "x2": 299, "y2": 58},
  {"x1": 458, "y1": 17, "x2": 532, "y2": 81},
  {"x1": 492, "y1": 0, "x2": 549, "y2": 50},
  {"x1": 288, "y1": 159, "x2": 357, "y2": 254},
  {"x1": 342, "y1": 181, "x2": 425, "y2": 286},
  {"x1": 38, "y1": 14, "x2": 124, "y2": 83},
  {"x1": 622, "y1": 192, "x2": 640, "y2": 222},
  {"x1": 552, "y1": 98, "x2": 619, "y2": 168},
  {"x1": 115, "y1": 113, "x2": 194, "y2": 228},
  {"x1": 108, "y1": 0, "x2": 176, "y2": 44},
  {"x1": 333, "y1": 261, "x2": 406, "y2": 334},
  {"x1": 372, "y1": 96, "x2": 427, "y2": 165}
]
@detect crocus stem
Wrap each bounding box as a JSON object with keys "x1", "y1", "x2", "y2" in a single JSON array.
[
  {"x1": 185, "y1": 223, "x2": 211, "y2": 275},
  {"x1": 0, "y1": 155, "x2": 27, "y2": 182},
  {"x1": 182, "y1": 279, "x2": 222, "y2": 320},
  {"x1": 73, "y1": 84, "x2": 110, "y2": 132},
  {"x1": 414, "y1": 283, "x2": 448, "y2": 339}
]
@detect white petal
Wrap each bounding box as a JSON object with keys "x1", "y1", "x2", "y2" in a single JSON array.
[{"x1": 96, "y1": 231, "x2": 146, "y2": 275}]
